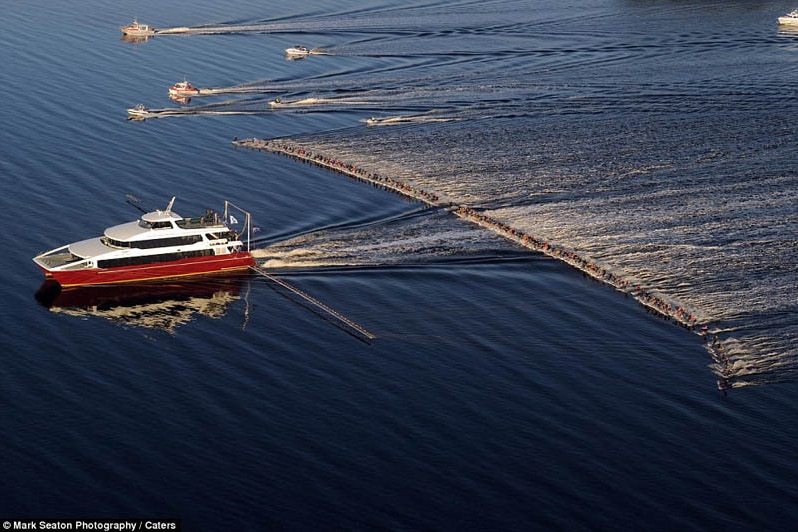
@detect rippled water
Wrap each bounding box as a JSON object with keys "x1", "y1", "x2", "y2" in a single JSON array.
[
  {"x1": 234, "y1": 1, "x2": 798, "y2": 389},
  {"x1": 2, "y1": 0, "x2": 797, "y2": 529}
]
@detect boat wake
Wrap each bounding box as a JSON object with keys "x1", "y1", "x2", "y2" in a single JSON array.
[
  {"x1": 198, "y1": 85, "x2": 281, "y2": 97},
  {"x1": 270, "y1": 97, "x2": 380, "y2": 108},
  {"x1": 361, "y1": 111, "x2": 459, "y2": 126},
  {"x1": 153, "y1": 23, "x2": 288, "y2": 36},
  {"x1": 129, "y1": 92, "x2": 401, "y2": 120},
  {"x1": 248, "y1": 121, "x2": 797, "y2": 390},
  {"x1": 127, "y1": 99, "x2": 276, "y2": 119},
  {"x1": 253, "y1": 211, "x2": 500, "y2": 270}
]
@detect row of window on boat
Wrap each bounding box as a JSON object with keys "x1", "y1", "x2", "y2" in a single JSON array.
[
  {"x1": 97, "y1": 249, "x2": 215, "y2": 269},
  {"x1": 101, "y1": 232, "x2": 235, "y2": 250}
]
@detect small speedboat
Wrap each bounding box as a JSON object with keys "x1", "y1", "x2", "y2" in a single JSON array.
[
  {"x1": 169, "y1": 80, "x2": 200, "y2": 97},
  {"x1": 127, "y1": 104, "x2": 149, "y2": 119},
  {"x1": 778, "y1": 10, "x2": 798, "y2": 25},
  {"x1": 120, "y1": 19, "x2": 156, "y2": 36},
  {"x1": 285, "y1": 45, "x2": 310, "y2": 57}
]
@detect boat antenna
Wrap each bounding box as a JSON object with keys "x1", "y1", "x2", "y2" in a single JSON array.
[{"x1": 166, "y1": 196, "x2": 176, "y2": 212}]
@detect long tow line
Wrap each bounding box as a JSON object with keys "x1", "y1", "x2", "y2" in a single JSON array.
[{"x1": 250, "y1": 265, "x2": 376, "y2": 341}]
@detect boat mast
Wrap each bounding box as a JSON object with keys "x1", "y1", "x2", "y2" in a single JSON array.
[{"x1": 225, "y1": 200, "x2": 252, "y2": 252}]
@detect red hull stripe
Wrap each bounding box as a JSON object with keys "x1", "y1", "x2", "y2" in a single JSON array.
[{"x1": 43, "y1": 253, "x2": 255, "y2": 287}]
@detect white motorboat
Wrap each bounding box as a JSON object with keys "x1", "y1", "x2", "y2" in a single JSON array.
[
  {"x1": 778, "y1": 10, "x2": 798, "y2": 25},
  {"x1": 127, "y1": 104, "x2": 149, "y2": 119},
  {"x1": 285, "y1": 45, "x2": 311, "y2": 57}
]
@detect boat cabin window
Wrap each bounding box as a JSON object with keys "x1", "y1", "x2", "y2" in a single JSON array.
[
  {"x1": 102, "y1": 235, "x2": 203, "y2": 249},
  {"x1": 97, "y1": 248, "x2": 214, "y2": 269},
  {"x1": 206, "y1": 231, "x2": 235, "y2": 241},
  {"x1": 138, "y1": 219, "x2": 173, "y2": 229}
]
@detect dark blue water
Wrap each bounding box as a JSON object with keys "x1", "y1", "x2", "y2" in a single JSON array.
[{"x1": 2, "y1": 0, "x2": 797, "y2": 529}]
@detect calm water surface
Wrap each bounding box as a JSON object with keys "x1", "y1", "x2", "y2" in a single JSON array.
[{"x1": 1, "y1": 0, "x2": 797, "y2": 530}]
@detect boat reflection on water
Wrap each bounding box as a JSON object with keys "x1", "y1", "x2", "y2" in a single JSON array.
[
  {"x1": 168, "y1": 94, "x2": 192, "y2": 104},
  {"x1": 35, "y1": 275, "x2": 249, "y2": 332},
  {"x1": 119, "y1": 34, "x2": 152, "y2": 45}
]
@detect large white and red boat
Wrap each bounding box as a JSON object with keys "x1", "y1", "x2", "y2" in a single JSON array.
[
  {"x1": 120, "y1": 19, "x2": 156, "y2": 36},
  {"x1": 168, "y1": 80, "x2": 201, "y2": 97},
  {"x1": 33, "y1": 197, "x2": 255, "y2": 287}
]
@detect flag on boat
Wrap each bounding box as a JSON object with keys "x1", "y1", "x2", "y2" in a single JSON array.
[{"x1": 229, "y1": 215, "x2": 239, "y2": 224}]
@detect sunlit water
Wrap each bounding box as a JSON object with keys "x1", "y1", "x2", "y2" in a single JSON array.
[{"x1": 1, "y1": 0, "x2": 797, "y2": 529}]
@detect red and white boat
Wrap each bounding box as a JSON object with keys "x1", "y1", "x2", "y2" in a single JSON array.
[
  {"x1": 168, "y1": 80, "x2": 201, "y2": 97},
  {"x1": 120, "y1": 19, "x2": 156, "y2": 36},
  {"x1": 33, "y1": 197, "x2": 255, "y2": 287}
]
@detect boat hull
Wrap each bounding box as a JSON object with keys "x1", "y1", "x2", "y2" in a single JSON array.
[
  {"x1": 120, "y1": 28, "x2": 155, "y2": 36},
  {"x1": 38, "y1": 252, "x2": 255, "y2": 287},
  {"x1": 169, "y1": 90, "x2": 200, "y2": 96}
]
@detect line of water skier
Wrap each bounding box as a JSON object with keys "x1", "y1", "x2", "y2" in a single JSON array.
[
  {"x1": 236, "y1": 137, "x2": 712, "y2": 334},
  {"x1": 236, "y1": 138, "x2": 442, "y2": 205}
]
